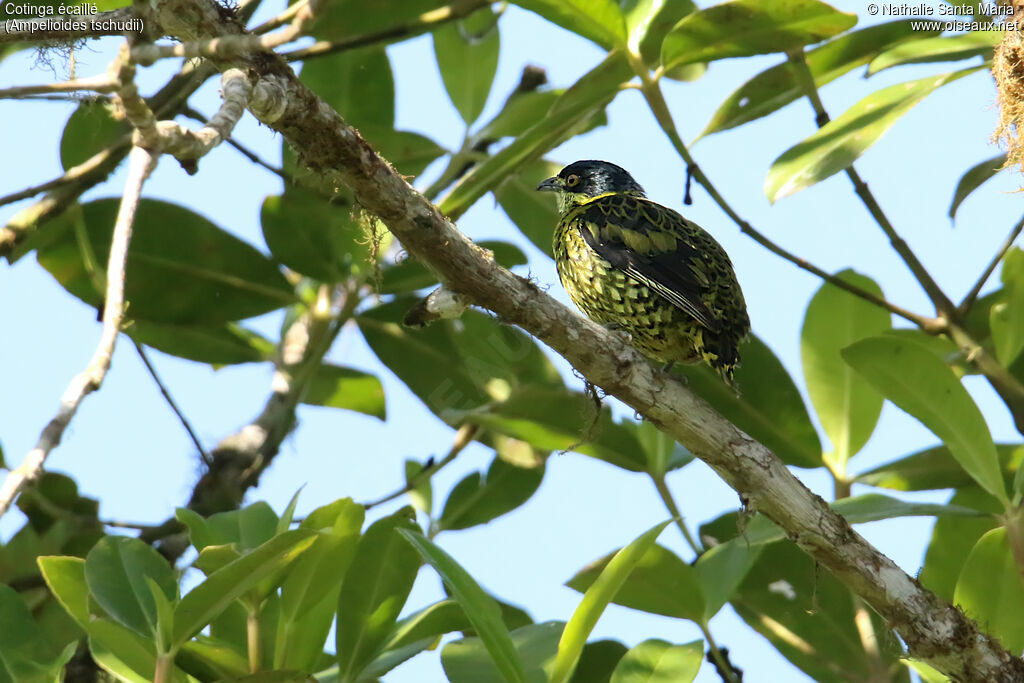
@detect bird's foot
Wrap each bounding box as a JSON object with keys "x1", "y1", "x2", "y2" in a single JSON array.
[{"x1": 602, "y1": 322, "x2": 633, "y2": 343}]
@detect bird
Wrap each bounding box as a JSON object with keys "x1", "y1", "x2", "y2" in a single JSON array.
[{"x1": 537, "y1": 160, "x2": 750, "y2": 386}]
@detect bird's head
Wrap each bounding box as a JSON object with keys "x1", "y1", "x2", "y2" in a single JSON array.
[{"x1": 537, "y1": 160, "x2": 646, "y2": 212}]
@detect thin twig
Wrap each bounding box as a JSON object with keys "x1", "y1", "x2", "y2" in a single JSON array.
[
  {"x1": 133, "y1": 341, "x2": 213, "y2": 467},
  {"x1": 281, "y1": 0, "x2": 488, "y2": 62},
  {"x1": 0, "y1": 139, "x2": 128, "y2": 209},
  {"x1": 627, "y1": 54, "x2": 940, "y2": 331},
  {"x1": 0, "y1": 74, "x2": 118, "y2": 100},
  {"x1": 786, "y1": 48, "x2": 956, "y2": 317},
  {"x1": 251, "y1": 0, "x2": 310, "y2": 33},
  {"x1": 959, "y1": 213, "x2": 1024, "y2": 314},
  {"x1": 0, "y1": 146, "x2": 158, "y2": 518},
  {"x1": 364, "y1": 423, "x2": 480, "y2": 510}
]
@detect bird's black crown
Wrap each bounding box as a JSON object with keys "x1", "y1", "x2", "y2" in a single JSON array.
[{"x1": 554, "y1": 160, "x2": 646, "y2": 197}]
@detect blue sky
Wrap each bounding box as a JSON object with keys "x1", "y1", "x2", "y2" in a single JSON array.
[{"x1": 1, "y1": 1, "x2": 1021, "y2": 681}]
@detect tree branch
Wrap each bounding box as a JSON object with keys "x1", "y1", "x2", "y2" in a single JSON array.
[{"x1": 0, "y1": 145, "x2": 157, "y2": 518}]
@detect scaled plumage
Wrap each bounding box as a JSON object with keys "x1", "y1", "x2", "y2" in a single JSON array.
[{"x1": 538, "y1": 160, "x2": 750, "y2": 385}]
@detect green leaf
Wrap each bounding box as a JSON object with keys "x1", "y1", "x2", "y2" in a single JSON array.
[
  {"x1": 766, "y1": 68, "x2": 979, "y2": 201},
  {"x1": 336, "y1": 509, "x2": 421, "y2": 681},
  {"x1": 494, "y1": 159, "x2": 563, "y2": 258},
  {"x1": 38, "y1": 556, "x2": 91, "y2": 627},
  {"x1": 173, "y1": 530, "x2": 316, "y2": 647},
  {"x1": 303, "y1": 364, "x2": 386, "y2": 420},
  {"x1": 146, "y1": 577, "x2": 176, "y2": 653},
  {"x1": 60, "y1": 100, "x2": 127, "y2": 170},
  {"x1": 699, "y1": 20, "x2": 936, "y2": 138},
  {"x1": 991, "y1": 248, "x2": 1024, "y2": 367},
  {"x1": 400, "y1": 530, "x2": 526, "y2": 683},
  {"x1": 128, "y1": 321, "x2": 273, "y2": 365},
  {"x1": 456, "y1": 386, "x2": 647, "y2": 472},
  {"x1": 551, "y1": 520, "x2": 672, "y2": 683},
  {"x1": 510, "y1": 0, "x2": 626, "y2": 49},
  {"x1": 176, "y1": 502, "x2": 279, "y2": 553},
  {"x1": 868, "y1": 29, "x2": 1001, "y2": 74},
  {"x1": 357, "y1": 299, "x2": 490, "y2": 421},
  {"x1": 0, "y1": 584, "x2": 69, "y2": 683},
  {"x1": 384, "y1": 600, "x2": 470, "y2": 653},
  {"x1": 949, "y1": 154, "x2": 1008, "y2": 220},
  {"x1": 801, "y1": 270, "x2": 889, "y2": 467},
  {"x1": 404, "y1": 459, "x2": 434, "y2": 515},
  {"x1": 609, "y1": 639, "x2": 702, "y2": 683},
  {"x1": 919, "y1": 488, "x2": 1001, "y2": 601},
  {"x1": 570, "y1": 640, "x2": 628, "y2": 683},
  {"x1": 261, "y1": 187, "x2": 375, "y2": 282},
  {"x1": 856, "y1": 444, "x2": 1024, "y2": 492},
  {"x1": 954, "y1": 527, "x2": 1024, "y2": 654},
  {"x1": 37, "y1": 199, "x2": 295, "y2": 324},
  {"x1": 276, "y1": 533, "x2": 360, "y2": 670},
  {"x1": 85, "y1": 536, "x2": 178, "y2": 638},
  {"x1": 434, "y1": 6, "x2": 501, "y2": 124},
  {"x1": 439, "y1": 51, "x2": 632, "y2": 220},
  {"x1": 566, "y1": 542, "x2": 703, "y2": 623},
  {"x1": 439, "y1": 456, "x2": 545, "y2": 531},
  {"x1": 676, "y1": 335, "x2": 822, "y2": 468},
  {"x1": 299, "y1": 46, "x2": 393, "y2": 132},
  {"x1": 693, "y1": 537, "x2": 763, "y2": 623},
  {"x1": 843, "y1": 336, "x2": 1008, "y2": 505},
  {"x1": 661, "y1": 0, "x2": 856, "y2": 70},
  {"x1": 623, "y1": 0, "x2": 697, "y2": 67},
  {"x1": 442, "y1": 621, "x2": 563, "y2": 683},
  {"x1": 476, "y1": 91, "x2": 561, "y2": 142}
]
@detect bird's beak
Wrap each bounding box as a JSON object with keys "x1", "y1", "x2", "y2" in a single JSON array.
[{"x1": 536, "y1": 176, "x2": 561, "y2": 192}]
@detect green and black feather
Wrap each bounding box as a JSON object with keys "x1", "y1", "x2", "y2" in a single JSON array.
[{"x1": 538, "y1": 160, "x2": 749, "y2": 385}]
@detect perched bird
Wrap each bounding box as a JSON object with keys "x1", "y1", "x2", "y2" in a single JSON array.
[{"x1": 537, "y1": 160, "x2": 749, "y2": 386}]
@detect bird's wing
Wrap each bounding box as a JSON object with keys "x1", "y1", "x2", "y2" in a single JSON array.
[{"x1": 575, "y1": 194, "x2": 720, "y2": 331}]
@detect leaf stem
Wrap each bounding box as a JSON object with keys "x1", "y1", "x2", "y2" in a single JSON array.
[
  {"x1": 154, "y1": 653, "x2": 173, "y2": 683},
  {"x1": 959, "y1": 213, "x2": 1024, "y2": 315},
  {"x1": 247, "y1": 607, "x2": 261, "y2": 671},
  {"x1": 699, "y1": 622, "x2": 740, "y2": 683},
  {"x1": 650, "y1": 474, "x2": 702, "y2": 554},
  {"x1": 786, "y1": 48, "x2": 956, "y2": 317},
  {"x1": 626, "y1": 53, "x2": 937, "y2": 330}
]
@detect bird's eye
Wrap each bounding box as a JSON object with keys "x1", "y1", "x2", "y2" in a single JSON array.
[{"x1": 565, "y1": 174, "x2": 580, "y2": 188}]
